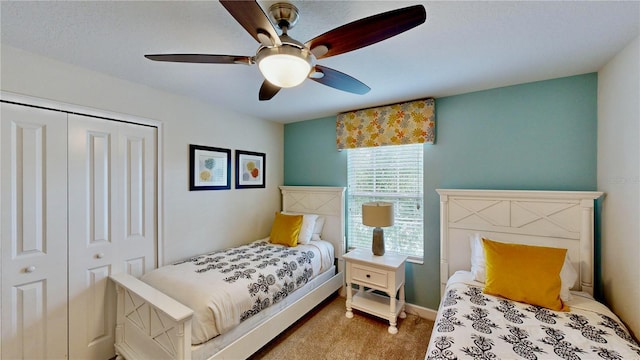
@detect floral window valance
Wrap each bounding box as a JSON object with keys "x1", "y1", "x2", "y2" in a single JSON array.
[{"x1": 336, "y1": 98, "x2": 435, "y2": 150}]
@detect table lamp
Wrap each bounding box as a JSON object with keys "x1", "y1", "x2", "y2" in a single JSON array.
[{"x1": 362, "y1": 202, "x2": 394, "y2": 256}]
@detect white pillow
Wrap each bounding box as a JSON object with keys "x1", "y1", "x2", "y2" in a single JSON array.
[
  {"x1": 470, "y1": 233, "x2": 487, "y2": 282},
  {"x1": 281, "y1": 212, "x2": 318, "y2": 245},
  {"x1": 559, "y1": 253, "x2": 578, "y2": 301},
  {"x1": 469, "y1": 233, "x2": 578, "y2": 302},
  {"x1": 311, "y1": 216, "x2": 325, "y2": 241}
]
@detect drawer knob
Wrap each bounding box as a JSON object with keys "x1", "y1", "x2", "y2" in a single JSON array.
[
  {"x1": 366, "y1": 274, "x2": 371, "y2": 278},
  {"x1": 96, "y1": 252, "x2": 105, "y2": 259},
  {"x1": 25, "y1": 265, "x2": 36, "y2": 273}
]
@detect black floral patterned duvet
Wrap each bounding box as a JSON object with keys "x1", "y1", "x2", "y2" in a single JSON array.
[
  {"x1": 426, "y1": 272, "x2": 640, "y2": 360},
  {"x1": 142, "y1": 239, "x2": 333, "y2": 345}
]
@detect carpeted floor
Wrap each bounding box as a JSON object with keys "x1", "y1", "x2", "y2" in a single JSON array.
[{"x1": 248, "y1": 293, "x2": 434, "y2": 360}]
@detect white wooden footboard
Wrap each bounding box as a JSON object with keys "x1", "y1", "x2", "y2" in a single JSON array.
[
  {"x1": 111, "y1": 273, "x2": 194, "y2": 360},
  {"x1": 111, "y1": 271, "x2": 343, "y2": 360}
]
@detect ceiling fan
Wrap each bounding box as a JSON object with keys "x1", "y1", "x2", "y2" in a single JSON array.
[{"x1": 145, "y1": 1, "x2": 426, "y2": 101}]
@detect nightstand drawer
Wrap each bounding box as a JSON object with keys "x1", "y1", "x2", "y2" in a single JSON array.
[{"x1": 351, "y1": 264, "x2": 388, "y2": 288}]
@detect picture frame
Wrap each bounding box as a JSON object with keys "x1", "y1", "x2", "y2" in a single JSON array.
[
  {"x1": 189, "y1": 144, "x2": 231, "y2": 191},
  {"x1": 235, "y1": 150, "x2": 266, "y2": 189}
]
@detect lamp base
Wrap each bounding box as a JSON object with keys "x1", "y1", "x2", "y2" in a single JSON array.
[{"x1": 372, "y1": 227, "x2": 385, "y2": 256}]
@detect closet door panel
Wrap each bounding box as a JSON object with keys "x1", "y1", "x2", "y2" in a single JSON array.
[
  {"x1": 68, "y1": 114, "x2": 118, "y2": 360},
  {"x1": 120, "y1": 122, "x2": 157, "y2": 278},
  {"x1": 1, "y1": 102, "x2": 68, "y2": 360}
]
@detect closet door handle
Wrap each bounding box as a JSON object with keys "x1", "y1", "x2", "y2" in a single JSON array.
[
  {"x1": 25, "y1": 265, "x2": 36, "y2": 273},
  {"x1": 96, "y1": 253, "x2": 105, "y2": 259}
]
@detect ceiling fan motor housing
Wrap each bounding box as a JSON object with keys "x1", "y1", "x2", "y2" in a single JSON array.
[
  {"x1": 258, "y1": 3, "x2": 315, "y2": 89},
  {"x1": 268, "y1": 2, "x2": 300, "y2": 30}
]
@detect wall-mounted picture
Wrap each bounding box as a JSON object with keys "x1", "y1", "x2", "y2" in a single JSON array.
[
  {"x1": 189, "y1": 144, "x2": 231, "y2": 191},
  {"x1": 235, "y1": 150, "x2": 266, "y2": 189}
]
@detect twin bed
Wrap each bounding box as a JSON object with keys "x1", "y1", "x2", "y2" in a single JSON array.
[
  {"x1": 110, "y1": 186, "x2": 345, "y2": 360},
  {"x1": 426, "y1": 189, "x2": 640, "y2": 359}
]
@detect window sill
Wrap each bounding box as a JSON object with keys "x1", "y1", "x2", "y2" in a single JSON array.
[{"x1": 345, "y1": 247, "x2": 423, "y2": 264}]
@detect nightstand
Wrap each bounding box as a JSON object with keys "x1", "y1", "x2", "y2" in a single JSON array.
[{"x1": 342, "y1": 248, "x2": 408, "y2": 334}]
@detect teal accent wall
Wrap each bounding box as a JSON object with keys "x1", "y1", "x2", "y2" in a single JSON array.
[
  {"x1": 284, "y1": 73, "x2": 598, "y2": 310},
  {"x1": 284, "y1": 117, "x2": 347, "y2": 186}
]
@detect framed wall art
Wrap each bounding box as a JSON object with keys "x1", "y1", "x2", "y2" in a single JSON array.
[
  {"x1": 189, "y1": 144, "x2": 231, "y2": 191},
  {"x1": 235, "y1": 150, "x2": 266, "y2": 189}
]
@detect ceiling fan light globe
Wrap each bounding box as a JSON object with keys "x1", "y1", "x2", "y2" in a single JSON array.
[{"x1": 257, "y1": 46, "x2": 312, "y2": 88}]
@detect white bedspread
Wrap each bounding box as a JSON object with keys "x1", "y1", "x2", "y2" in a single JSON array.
[
  {"x1": 142, "y1": 239, "x2": 334, "y2": 345},
  {"x1": 426, "y1": 271, "x2": 640, "y2": 360}
]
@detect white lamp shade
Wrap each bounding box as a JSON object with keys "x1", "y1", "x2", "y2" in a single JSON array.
[
  {"x1": 257, "y1": 46, "x2": 312, "y2": 88},
  {"x1": 362, "y1": 202, "x2": 394, "y2": 227}
]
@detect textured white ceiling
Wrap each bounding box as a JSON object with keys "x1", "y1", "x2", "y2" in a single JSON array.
[{"x1": 1, "y1": 1, "x2": 639, "y2": 123}]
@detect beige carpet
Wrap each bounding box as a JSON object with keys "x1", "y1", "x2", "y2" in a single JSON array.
[{"x1": 248, "y1": 294, "x2": 434, "y2": 360}]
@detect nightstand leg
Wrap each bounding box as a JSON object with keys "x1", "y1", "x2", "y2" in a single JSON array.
[
  {"x1": 388, "y1": 297, "x2": 398, "y2": 334},
  {"x1": 345, "y1": 281, "x2": 353, "y2": 318},
  {"x1": 399, "y1": 284, "x2": 407, "y2": 319}
]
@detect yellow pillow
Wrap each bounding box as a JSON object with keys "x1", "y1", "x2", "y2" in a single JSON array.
[
  {"x1": 269, "y1": 212, "x2": 303, "y2": 247},
  {"x1": 482, "y1": 238, "x2": 569, "y2": 311}
]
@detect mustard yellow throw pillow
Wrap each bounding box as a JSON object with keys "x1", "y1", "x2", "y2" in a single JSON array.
[
  {"x1": 270, "y1": 212, "x2": 303, "y2": 247},
  {"x1": 482, "y1": 238, "x2": 569, "y2": 311}
]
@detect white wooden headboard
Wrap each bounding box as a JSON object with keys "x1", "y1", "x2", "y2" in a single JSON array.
[
  {"x1": 436, "y1": 189, "x2": 603, "y2": 297},
  {"x1": 279, "y1": 186, "x2": 346, "y2": 257}
]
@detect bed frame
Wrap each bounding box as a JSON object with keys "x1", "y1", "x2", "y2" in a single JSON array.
[
  {"x1": 110, "y1": 186, "x2": 345, "y2": 360},
  {"x1": 436, "y1": 189, "x2": 603, "y2": 297}
]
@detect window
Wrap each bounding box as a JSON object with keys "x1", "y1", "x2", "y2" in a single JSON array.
[{"x1": 347, "y1": 143, "x2": 424, "y2": 260}]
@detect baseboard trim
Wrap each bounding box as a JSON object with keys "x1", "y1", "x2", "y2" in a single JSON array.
[{"x1": 404, "y1": 303, "x2": 438, "y2": 321}]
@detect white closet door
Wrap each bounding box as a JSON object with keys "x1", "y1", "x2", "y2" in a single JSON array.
[
  {"x1": 1, "y1": 102, "x2": 69, "y2": 360},
  {"x1": 67, "y1": 114, "x2": 157, "y2": 360},
  {"x1": 116, "y1": 121, "x2": 157, "y2": 278}
]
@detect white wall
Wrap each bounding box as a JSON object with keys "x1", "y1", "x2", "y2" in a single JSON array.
[
  {"x1": 597, "y1": 35, "x2": 640, "y2": 338},
  {"x1": 1, "y1": 45, "x2": 284, "y2": 264}
]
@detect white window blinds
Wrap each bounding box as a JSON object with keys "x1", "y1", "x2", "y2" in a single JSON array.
[{"x1": 347, "y1": 143, "x2": 424, "y2": 260}]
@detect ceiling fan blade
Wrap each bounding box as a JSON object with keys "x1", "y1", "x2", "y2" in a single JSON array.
[
  {"x1": 305, "y1": 5, "x2": 426, "y2": 60},
  {"x1": 259, "y1": 80, "x2": 281, "y2": 101},
  {"x1": 219, "y1": 0, "x2": 282, "y2": 47},
  {"x1": 145, "y1": 54, "x2": 253, "y2": 65},
  {"x1": 309, "y1": 65, "x2": 370, "y2": 95}
]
